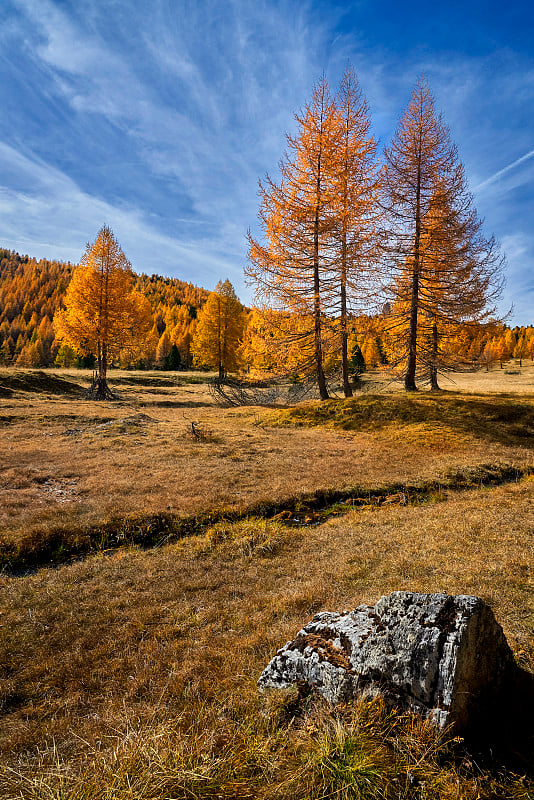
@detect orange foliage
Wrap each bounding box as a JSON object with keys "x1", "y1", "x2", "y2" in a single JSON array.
[
  {"x1": 247, "y1": 69, "x2": 383, "y2": 397},
  {"x1": 191, "y1": 280, "x2": 246, "y2": 378},
  {"x1": 54, "y1": 227, "x2": 152, "y2": 387},
  {"x1": 0, "y1": 247, "x2": 209, "y2": 369},
  {"x1": 382, "y1": 81, "x2": 505, "y2": 389},
  {"x1": 247, "y1": 76, "x2": 340, "y2": 399}
]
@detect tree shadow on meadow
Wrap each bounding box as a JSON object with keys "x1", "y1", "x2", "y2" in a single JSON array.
[
  {"x1": 0, "y1": 370, "x2": 85, "y2": 396},
  {"x1": 139, "y1": 399, "x2": 213, "y2": 409},
  {"x1": 284, "y1": 392, "x2": 534, "y2": 447}
]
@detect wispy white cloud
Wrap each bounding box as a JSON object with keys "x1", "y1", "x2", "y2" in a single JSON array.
[
  {"x1": 474, "y1": 148, "x2": 534, "y2": 192},
  {"x1": 9, "y1": 0, "x2": 331, "y2": 241},
  {"x1": 0, "y1": 142, "x2": 243, "y2": 288},
  {"x1": 499, "y1": 233, "x2": 534, "y2": 323},
  {"x1": 2, "y1": 0, "x2": 534, "y2": 321},
  {"x1": 4, "y1": 0, "x2": 347, "y2": 304}
]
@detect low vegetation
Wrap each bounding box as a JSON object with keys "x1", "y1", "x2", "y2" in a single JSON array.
[
  {"x1": 273, "y1": 391, "x2": 534, "y2": 446},
  {"x1": 0, "y1": 368, "x2": 533, "y2": 798}
]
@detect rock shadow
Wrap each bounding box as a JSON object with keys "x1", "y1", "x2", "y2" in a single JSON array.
[{"x1": 465, "y1": 665, "x2": 534, "y2": 775}]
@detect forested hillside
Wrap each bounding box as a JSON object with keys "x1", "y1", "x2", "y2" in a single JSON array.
[
  {"x1": 0, "y1": 248, "x2": 209, "y2": 368},
  {"x1": 1, "y1": 245, "x2": 533, "y2": 375}
]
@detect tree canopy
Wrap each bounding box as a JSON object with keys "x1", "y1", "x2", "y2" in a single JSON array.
[
  {"x1": 381, "y1": 80, "x2": 505, "y2": 390},
  {"x1": 0, "y1": 247, "x2": 209, "y2": 369},
  {"x1": 247, "y1": 70, "x2": 381, "y2": 398},
  {"x1": 247, "y1": 76, "x2": 341, "y2": 399},
  {"x1": 247, "y1": 74, "x2": 508, "y2": 396}
]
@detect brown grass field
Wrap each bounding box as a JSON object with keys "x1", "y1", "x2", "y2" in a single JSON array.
[{"x1": 0, "y1": 365, "x2": 533, "y2": 798}]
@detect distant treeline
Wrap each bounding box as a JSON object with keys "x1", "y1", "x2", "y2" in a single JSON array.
[
  {"x1": 0, "y1": 246, "x2": 532, "y2": 372},
  {"x1": 0, "y1": 248, "x2": 209, "y2": 369}
]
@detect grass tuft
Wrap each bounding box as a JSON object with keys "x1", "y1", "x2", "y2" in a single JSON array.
[
  {"x1": 294, "y1": 715, "x2": 390, "y2": 799},
  {"x1": 202, "y1": 518, "x2": 292, "y2": 558}
]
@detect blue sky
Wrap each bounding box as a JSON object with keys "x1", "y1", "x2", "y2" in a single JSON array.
[{"x1": 1, "y1": 0, "x2": 533, "y2": 324}]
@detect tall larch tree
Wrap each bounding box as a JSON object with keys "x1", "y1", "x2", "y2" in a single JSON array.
[
  {"x1": 191, "y1": 279, "x2": 246, "y2": 379},
  {"x1": 382, "y1": 80, "x2": 504, "y2": 390},
  {"x1": 330, "y1": 66, "x2": 381, "y2": 396},
  {"x1": 382, "y1": 81, "x2": 455, "y2": 390},
  {"x1": 54, "y1": 226, "x2": 151, "y2": 398},
  {"x1": 156, "y1": 330, "x2": 172, "y2": 367},
  {"x1": 418, "y1": 188, "x2": 504, "y2": 388},
  {"x1": 246, "y1": 76, "x2": 340, "y2": 400}
]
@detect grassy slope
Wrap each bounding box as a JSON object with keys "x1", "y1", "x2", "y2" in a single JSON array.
[
  {"x1": 270, "y1": 391, "x2": 534, "y2": 444},
  {"x1": 0, "y1": 368, "x2": 533, "y2": 798}
]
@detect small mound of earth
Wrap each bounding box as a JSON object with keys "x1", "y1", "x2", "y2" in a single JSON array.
[
  {"x1": 0, "y1": 371, "x2": 84, "y2": 395},
  {"x1": 63, "y1": 412, "x2": 159, "y2": 438}
]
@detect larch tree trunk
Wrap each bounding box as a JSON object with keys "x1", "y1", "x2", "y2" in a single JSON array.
[
  {"x1": 340, "y1": 242, "x2": 352, "y2": 397},
  {"x1": 429, "y1": 316, "x2": 440, "y2": 390},
  {"x1": 404, "y1": 135, "x2": 422, "y2": 392},
  {"x1": 313, "y1": 148, "x2": 329, "y2": 401}
]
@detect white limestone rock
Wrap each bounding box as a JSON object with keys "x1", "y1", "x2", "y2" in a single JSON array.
[{"x1": 258, "y1": 591, "x2": 515, "y2": 731}]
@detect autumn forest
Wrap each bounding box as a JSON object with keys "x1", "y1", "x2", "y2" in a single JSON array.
[
  {"x1": 1, "y1": 73, "x2": 533, "y2": 397},
  {"x1": 1, "y1": 241, "x2": 531, "y2": 381}
]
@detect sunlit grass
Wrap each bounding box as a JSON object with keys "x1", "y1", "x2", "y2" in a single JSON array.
[
  {"x1": 0, "y1": 368, "x2": 533, "y2": 798},
  {"x1": 271, "y1": 391, "x2": 534, "y2": 447},
  {"x1": 2, "y1": 370, "x2": 532, "y2": 555},
  {"x1": 1, "y1": 476, "x2": 533, "y2": 797}
]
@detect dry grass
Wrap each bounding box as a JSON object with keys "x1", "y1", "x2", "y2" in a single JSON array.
[
  {"x1": 271, "y1": 391, "x2": 534, "y2": 447},
  {"x1": 0, "y1": 479, "x2": 533, "y2": 797},
  {"x1": 359, "y1": 360, "x2": 534, "y2": 395},
  {"x1": 430, "y1": 360, "x2": 534, "y2": 394},
  {"x1": 0, "y1": 367, "x2": 533, "y2": 798},
  {"x1": 1, "y1": 367, "x2": 533, "y2": 555}
]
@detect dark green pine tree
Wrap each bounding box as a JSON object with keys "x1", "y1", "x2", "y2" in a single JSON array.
[
  {"x1": 165, "y1": 344, "x2": 182, "y2": 370},
  {"x1": 348, "y1": 342, "x2": 366, "y2": 385}
]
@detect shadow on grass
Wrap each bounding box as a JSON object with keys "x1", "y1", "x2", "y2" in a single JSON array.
[
  {"x1": 282, "y1": 392, "x2": 534, "y2": 446},
  {"x1": 0, "y1": 370, "x2": 213, "y2": 398},
  {"x1": 0, "y1": 370, "x2": 85, "y2": 396},
  {"x1": 466, "y1": 666, "x2": 534, "y2": 776},
  {"x1": 502, "y1": 667, "x2": 534, "y2": 774},
  {"x1": 108, "y1": 375, "x2": 182, "y2": 387},
  {"x1": 138, "y1": 399, "x2": 212, "y2": 408}
]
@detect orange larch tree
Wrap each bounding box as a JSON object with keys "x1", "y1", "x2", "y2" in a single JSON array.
[
  {"x1": 191, "y1": 279, "x2": 246, "y2": 379},
  {"x1": 330, "y1": 66, "x2": 381, "y2": 396},
  {"x1": 246, "y1": 76, "x2": 340, "y2": 400},
  {"x1": 54, "y1": 226, "x2": 151, "y2": 398},
  {"x1": 382, "y1": 80, "x2": 504, "y2": 390},
  {"x1": 419, "y1": 189, "x2": 504, "y2": 388},
  {"x1": 382, "y1": 81, "x2": 458, "y2": 390}
]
